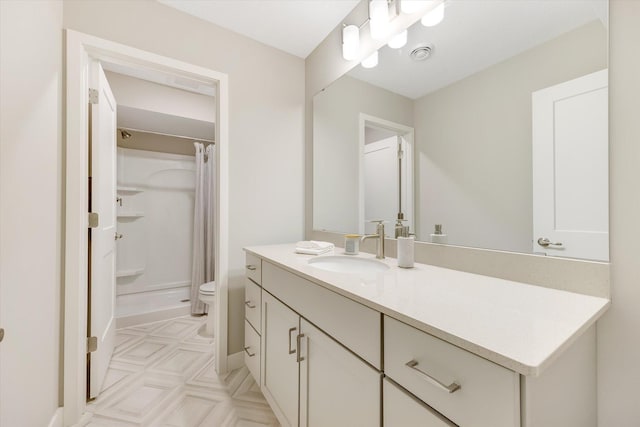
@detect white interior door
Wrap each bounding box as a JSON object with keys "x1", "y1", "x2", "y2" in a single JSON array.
[
  {"x1": 364, "y1": 136, "x2": 398, "y2": 235},
  {"x1": 532, "y1": 69, "x2": 608, "y2": 261},
  {"x1": 88, "y1": 61, "x2": 117, "y2": 398}
]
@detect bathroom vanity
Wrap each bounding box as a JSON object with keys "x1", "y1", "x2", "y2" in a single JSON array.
[{"x1": 244, "y1": 244, "x2": 609, "y2": 427}]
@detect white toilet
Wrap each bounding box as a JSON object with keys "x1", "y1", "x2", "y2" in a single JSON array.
[{"x1": 199, "y1": 281, "x2": 216, "y2": 337}]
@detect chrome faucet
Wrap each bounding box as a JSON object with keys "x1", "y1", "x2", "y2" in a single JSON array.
[{"x1": 361, "y1": 221, "x2": 385, "y2": 259}]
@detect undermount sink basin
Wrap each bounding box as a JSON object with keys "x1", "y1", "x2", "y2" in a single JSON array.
[{"x1": 308, "y1": 256, "x2": 389, "y2": 274}]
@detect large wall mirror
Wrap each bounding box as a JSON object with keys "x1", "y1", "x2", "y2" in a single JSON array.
[{"x1": 313, "y1": 0, "x2": 609, "y2": 261}]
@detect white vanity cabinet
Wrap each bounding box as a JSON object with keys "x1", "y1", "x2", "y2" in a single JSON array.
[
  {"x1": 244, "y1": 254, "x2": 262, "y2": 383},
  {"x1": 385, "y1": 316, "x2": 520, "y2": 427},
  {"x1": 383, "y1": 378, "x2": 455, "y2": 427},
  {"x1": 261, "y1": 291, "x2": 300, "y2": 427},
  {"x1": 258, "y1": 260, "x2": 382, "y2": 427},
  {"x1": 244, "y1": 246, "x2": 606, "y2": 427},
  {"x1": 299, "y1": 319, "x2": 381, "y2": 427}
]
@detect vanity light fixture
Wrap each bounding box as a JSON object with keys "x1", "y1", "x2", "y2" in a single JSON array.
[
  {"x1": 421, "y1": 1, "x2": 445, "y2": 27},
  {"x1": 342, "y1": 24, "x2": 360, "y2": 61},
  {"x1": 388, "y1": 29, "x2": 408, "y2": 49},
  {"x1": 362, "y1": 51, "x2": 379, "y2": 68},
  {"x1": 369, "y1": 0, "x2": 391, "y2": 40}
]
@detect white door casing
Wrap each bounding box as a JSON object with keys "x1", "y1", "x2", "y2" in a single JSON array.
[
  {"x1": 532, "y1": 69, "x2": 608, "y2": 261},
  {"x1": 65, "y1": 29, "x2": 229, "y2": 425},
  {"x1": 88, "y1": 61, "x2": 117, "y2": 398}
]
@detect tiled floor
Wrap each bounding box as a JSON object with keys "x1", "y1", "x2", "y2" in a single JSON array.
[{"x1": 87, "y1": 316, "x2": 279, "y2": 427}]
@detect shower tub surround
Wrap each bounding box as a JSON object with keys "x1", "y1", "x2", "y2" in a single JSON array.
[
  {"x1": 116, "y1": 148, "x2": 196, "y2": 327},
  {"x1": 246, "y1": 243, "x2": 610, "y2": 426}
]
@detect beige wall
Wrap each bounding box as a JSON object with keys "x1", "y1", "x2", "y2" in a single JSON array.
[
  {"x1": 63, "y1": 0, "x2": 305, "y2": 355},
  {"x1": 597, "y1": 1, "x2": 640, "y2": 425},
  {"x1": 0, "y1": 1, "x2": 63, "y2": 425},
  {"x1": 313, "y1": 75, "x2": 413, "y2": 233},
  {"x1": 413, "y1": 21, "x2": 606, "y2": 252}
]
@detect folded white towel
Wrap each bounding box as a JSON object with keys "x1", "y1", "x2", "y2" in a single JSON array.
[
  {"x1": 295, "y1": 246, "x2": 334, "y2": 255},
  {"x1": 295, "y1": 240, "x2": 334, "y2": 250}
]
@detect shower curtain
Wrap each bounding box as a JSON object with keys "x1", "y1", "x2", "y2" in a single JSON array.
[{"x1": 190, "y1": 142, "x2": 216, "y2": 315}]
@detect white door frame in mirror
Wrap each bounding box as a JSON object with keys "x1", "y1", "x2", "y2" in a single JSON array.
[
  {"x1": 358, "y1": 114, "x2": 414, "y2": 235},
  {"x1": 64, "y1": 29, "x2": 229, "y2": 425}
]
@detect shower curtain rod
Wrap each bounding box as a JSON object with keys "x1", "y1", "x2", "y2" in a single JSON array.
[{"x1": 120, "y1": 127, "x2": 215, "y2": 144}]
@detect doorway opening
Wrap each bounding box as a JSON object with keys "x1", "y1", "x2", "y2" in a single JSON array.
[
  {"x1": 64, "y1": 30, "x2": 229, "y2": 424},
  {"x1": 358, "y1": 114, "x2": 415, "y2": 236}
]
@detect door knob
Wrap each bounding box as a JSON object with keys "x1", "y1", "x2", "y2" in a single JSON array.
[
  {"x1": 115, "y1": 233, "x2": 123, "y2": 240},
  {"x1": 0, "y1": 328, "x2": 5, "y2": 342},
  {"x1": 537, "y1": 237, "x2": 563, "y2": 247}
]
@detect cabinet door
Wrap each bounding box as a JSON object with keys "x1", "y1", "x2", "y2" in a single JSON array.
[
  {"x1": 261, "y1": 291, "x2": 300, "y2": 427},
  {"x1": 384, "y1": 378, "x2": 455, "y2": 427},
  {"x1": 299, "y1": 319, "x2": 381, "y2": 427}
]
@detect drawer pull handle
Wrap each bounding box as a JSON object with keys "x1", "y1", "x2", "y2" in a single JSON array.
[
  {"x1": 243, "y1": 346, "x2": 255, "y2": 357},
  {"x1": 245, "y1": 300, "x2": 256, "y2": 309},
  {"x1": 405, "y1": 360, "x2": 461, "y2": 394},
  {"x1": 288, "y1": 327, "x2": 297, "y2": 355},
  {"x1": 246, "y1": 265, "x2": 257, "y2": 271},
  {"x1": 296, "y1": 333, "x2": 305, "y2": 363}
]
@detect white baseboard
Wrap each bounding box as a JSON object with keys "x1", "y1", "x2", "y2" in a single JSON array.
[
  {"x1": 227, "y1": 351, "x2": 244, "y2": 371},
  {"x1": 47, "y1": 408, "x2": 64, "y2": 427}
]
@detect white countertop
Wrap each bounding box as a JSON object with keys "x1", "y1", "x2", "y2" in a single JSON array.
[{"x1": 245, "y1": 244, "x2": 610, "y2": 376}]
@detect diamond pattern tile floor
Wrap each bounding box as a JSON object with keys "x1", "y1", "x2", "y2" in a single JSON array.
[{"x1": 87, "y1": 316, "x2": 279, "y2": 427}]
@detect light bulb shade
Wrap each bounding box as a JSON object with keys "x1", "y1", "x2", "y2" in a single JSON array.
[
  {"x1": 388, "y1": 30, "x2": 408, "y2": 49},
  {"x1": 369, "y1": 0, "x2": 390, "y2": 40},
  {"x1": 361, "y1": 51, "x2": 379, "y2": 68},
  {"x1": 342, "y1": 24, "x2": 360, "y2": 61},
  {"x1": 421, "y1": 1, "x2": 444, "y2": 27},
  {"x1": 401, "y1": 0, "x2": 429, "y2": 14}
]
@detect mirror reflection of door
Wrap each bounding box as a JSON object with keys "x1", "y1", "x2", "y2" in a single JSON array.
[
  {"x1": 532, "y1": 69, "x2": 608, "y2": 261},
  {"x1": 361, "y1": 118, "x2": 414, "y2": 236}
]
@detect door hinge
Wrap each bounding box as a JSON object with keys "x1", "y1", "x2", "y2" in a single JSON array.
[
  {"x1": 87, "y1": 336, "x2": 98, "y2": 353},
  {"x1": 88, "y1": 212, "x2": 99, "y2": 228},
  {"x1": 88, "y1": 88, "x2": 99, "y2": 104}
]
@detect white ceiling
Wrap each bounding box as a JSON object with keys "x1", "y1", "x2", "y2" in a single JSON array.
[
  {"x1": 157, "y1": 0, "x2": 360, "y2": 58},
  {"x1": 348, "y1": 0, "x2": 607, "y2": 99}
]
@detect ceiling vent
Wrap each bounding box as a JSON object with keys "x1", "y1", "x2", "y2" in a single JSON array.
[{"x1": 410, "y1": 45, "x2": 433, "y2": 61}]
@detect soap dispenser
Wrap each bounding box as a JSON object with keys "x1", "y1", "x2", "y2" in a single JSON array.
[
  {"x1": 394, "y1": 218, "x2": 410, "y2": 238},
  {"x1": 395, "y1": 218, "x2": 414, "y2": 268}
]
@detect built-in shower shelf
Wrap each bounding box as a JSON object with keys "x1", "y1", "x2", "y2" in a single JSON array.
[
  {"x1": 116, "y1": 268, "x2": 145, "y2": 278},
  {"x1": 117, "y1": 186, "x2": 144, "y2": 193},
  {"x1": 117, "y1": 211, "x2": 145, "y2": 218}
]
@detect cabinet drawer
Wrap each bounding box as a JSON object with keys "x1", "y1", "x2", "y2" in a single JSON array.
[
  {"x1": 384, "y1": 316, "x2": 520, "y2": 427},
  {"x1": 245, "y1": 278, "x2": 261, "y2": 331},
  {"x1": 384, "y1": 378, "x2": 456, "y2": 427},
  {"x1": 245, "y1": 252, "x2": 262, "y2": 285},
  {"x1": 263, "y1": 261, "x2": 381, "y2": 369},
  {"x1": 244, "y1": 320, "x2": 261, "y2": 382}
]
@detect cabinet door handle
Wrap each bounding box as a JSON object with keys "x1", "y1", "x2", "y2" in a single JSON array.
[
  {"x1": 288, "y1": 327, "x2": 297, "y2": 355},
  {"x1": 243, "y1": 346, "x2": 255, "y2": 357},
  {"x1": 246, "y1": 265, "x2": 257, "y2": 271},
  {"x1": 405, "y1": 360, "x2": 461, "y2": 393},
  {"x1": 244, "y1": 300, "x2": 256, "y2": 309},
  {"x1": 296, "y1": 333, "x2": 305, "y2": 363}
]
